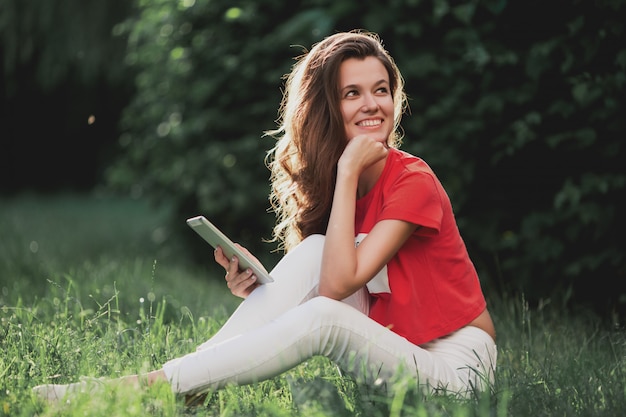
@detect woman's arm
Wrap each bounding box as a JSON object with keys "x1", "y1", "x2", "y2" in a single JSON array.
[
  {"x1": 320, "y1": 217, "x2": 416, "y2": 299},
  {"x1": 319, "y1": 135, "x2": 416, "y2": 299}
]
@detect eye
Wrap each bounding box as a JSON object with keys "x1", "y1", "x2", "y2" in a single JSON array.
[
  {"x1": 375, "y1": 86, "x2": 389, "y2": 94},
  {"x1": 344, "y1": 89, "x2": 359, "y2": 98}
]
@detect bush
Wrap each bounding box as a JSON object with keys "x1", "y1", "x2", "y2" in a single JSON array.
[{"x1": 106, "y1": 0, "x2": 626, "y2": 316}]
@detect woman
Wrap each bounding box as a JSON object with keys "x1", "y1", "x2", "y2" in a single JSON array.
[{"x1": 34, "y1": 30, "x2": 496, "y2": 401}]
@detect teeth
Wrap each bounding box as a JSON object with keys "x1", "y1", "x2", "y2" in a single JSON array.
[{"x1": 358, "y1": 119, "x2": 382, "y2": 127}]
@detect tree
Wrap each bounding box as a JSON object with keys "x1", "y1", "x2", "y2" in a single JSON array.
[
  {"x1": 0, "y1": 0, "x2": 134, "y2": 192},
  {"x1": 104, "y1": 0, "x2": 626, "y2": 316}
]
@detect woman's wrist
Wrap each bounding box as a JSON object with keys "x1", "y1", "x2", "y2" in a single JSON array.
[{"x1": 336, "y1": 162, "x2": 360, "y2": 187}]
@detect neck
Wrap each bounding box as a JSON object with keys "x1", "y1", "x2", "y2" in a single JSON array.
[{"x1": 357, "y1": 155, "x2": 387, "y2": 198}]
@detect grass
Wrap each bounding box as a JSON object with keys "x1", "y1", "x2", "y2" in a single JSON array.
[{"x1": 1, "y1": 193, "x2": 625, "y2": 416}]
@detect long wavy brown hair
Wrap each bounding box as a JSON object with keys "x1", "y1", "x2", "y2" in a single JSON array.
[{"x1": 266, "y1": 30, "x2": 407, "y2": 252}]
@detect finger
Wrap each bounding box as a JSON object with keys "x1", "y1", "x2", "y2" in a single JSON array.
[
  {"x1": 236, "y1": 279, "x2": 259, "y2": 298},
  {"x1": 214, "y1": 246, "x2": 230, "y2": 269},
  {"x1": 226, "y1": 269, "x2": 245, "y2": 289},
  {"x1": 228, "y1": 255, "x2": 240, "y2": 273},
  {"x1": 228, "y1": 269, "x2": 257, "y2": 296}
]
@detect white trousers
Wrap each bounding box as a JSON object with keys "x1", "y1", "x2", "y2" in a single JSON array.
[{"x1": 162, "y1": 235, "x2": 497, "y2": 396}]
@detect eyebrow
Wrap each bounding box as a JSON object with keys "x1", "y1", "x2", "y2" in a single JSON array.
[{"x1": 340, "y1": 79, "x2": 389, "y2": 92}]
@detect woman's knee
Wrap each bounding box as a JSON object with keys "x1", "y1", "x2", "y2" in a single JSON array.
[
  {"x1": 269, "y1": 234, "x2": 325, "y2": 286},
  {"x1": 293, "y1": 234, "x2": 325, "y2": 253},
  {"x1": 303, "y1": 296, "x2": 354, "y2": 319}
]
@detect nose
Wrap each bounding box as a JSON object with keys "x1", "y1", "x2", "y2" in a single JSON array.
[{"x1": 361, "y1": 93, "x2": 379, "y2": 112}]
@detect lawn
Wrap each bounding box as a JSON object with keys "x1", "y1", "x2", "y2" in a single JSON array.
[{"x1": 1, "y1": 193, "x2": 624, "y2": 416}]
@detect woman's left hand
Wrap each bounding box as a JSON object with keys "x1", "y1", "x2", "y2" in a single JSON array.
[{"x1": 214, "y1": 245, "x2": 261, "y2": 298}]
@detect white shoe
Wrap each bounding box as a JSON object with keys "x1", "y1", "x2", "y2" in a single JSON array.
[{"x1": 32, "y1": 377, "x2": 105, "y2": 402}]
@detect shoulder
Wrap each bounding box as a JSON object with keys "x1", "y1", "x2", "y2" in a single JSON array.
[{"x1": 387, "y1": 148, "x2": 437, "y2": 182}]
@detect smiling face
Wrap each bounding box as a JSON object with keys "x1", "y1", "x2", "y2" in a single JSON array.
[{"x1": 338, "y1": 56, "x2": 395, "y2": 145}]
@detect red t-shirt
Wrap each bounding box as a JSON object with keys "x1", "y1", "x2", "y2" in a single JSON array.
[{"x1": 355, "y1": 148, "x2": 486, "y2": 346}]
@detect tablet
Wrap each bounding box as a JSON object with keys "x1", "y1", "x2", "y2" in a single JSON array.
[{"x1": 186, "y1": 216, "x2": 274, "y2": 284}]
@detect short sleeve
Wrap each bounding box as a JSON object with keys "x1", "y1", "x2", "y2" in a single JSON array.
[{"x1": 379, "y1": 170, "x2": 444, "y2": 236}]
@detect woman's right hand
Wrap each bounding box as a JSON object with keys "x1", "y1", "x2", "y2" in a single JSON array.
[
  {"x1": 338, "y1": 134, "x2": 388, "y2": 176},
  {"x1": 214, "y1": 245, "x2": 260, "y2": 298}
]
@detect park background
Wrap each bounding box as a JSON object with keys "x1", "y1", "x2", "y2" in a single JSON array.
[
  {"x1": 2, "y1": 0, "x2": 624, "y2": 318},
  {"x1": 1, "y1": 0, "x2": 625, "y2": 415}
]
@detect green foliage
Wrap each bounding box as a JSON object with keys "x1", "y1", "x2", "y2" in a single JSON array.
[
  {"x1": 105, "y1": 0, "x2": 322, "y2": 267},
  {"x1": 0, "y1": 194, "x2": 245, "y2": 326},
  {"x1": 0, "y1": 0, "x2": 137, "y2": 193},
  {"x1": 105, "y1": 0, "x2": 626, "y2": 313},
  {"x1": 2, "y1": 195, "x2": 626, "y2": 416},
  {"x1": 493, "y1": 294, "x2": 626, "y2": 415},
  {"x1": 0, "y1": 0, "x2": 132, "y2": 94}
]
